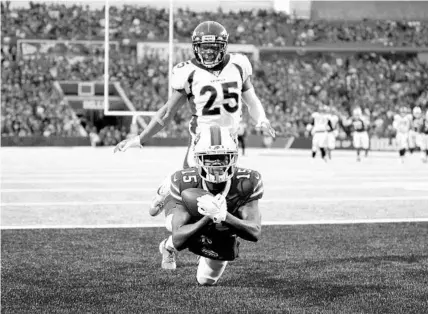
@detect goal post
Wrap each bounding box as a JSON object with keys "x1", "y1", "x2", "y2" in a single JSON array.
[{"x1": 103, "y1": 0, "x2": 160, "y2": 131}]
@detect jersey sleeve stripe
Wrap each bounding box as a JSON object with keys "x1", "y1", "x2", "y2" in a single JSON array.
[
  {"x1": 253, "y1": 180, "x2": 262, "y2": 191},
  {"x1": 186, "y1": 69, "x2": 196, "y2": 97},
  {"x1": 171, "y1": 182, "x2": 180, "y2": 194},
  {"x1": 250, "y1": 188, "x2": 264, "y2": 198},
  {"x1": 170, "y1": 189, "x2": 182, "y2": 201},
  {"x1": 232, "y1": 62, "x2": 243, "y2": 83}
]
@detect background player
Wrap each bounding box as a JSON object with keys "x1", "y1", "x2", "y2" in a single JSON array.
[
  {"x1": 160, "y1": 125, "x2": 263, "y2": 285},
  {"x1": 306, "y1": 104, "x2": 332, "y2": 161},
  {"x1": 409, "y1": 106, "x2": 424, "y2": 154},
  {"x1": 421, "y1": 110, "x2": 428, "y2": 163},
  {"x1": 113, "y1": 21, "x2": 274, "y2": 215},
  {"x1": 327, "y1": 108, "x2": 340, "y2": 160},
  {"x1": 393, "y1": 106, "x2": 412, "y2": 163},
  {"x1": 343, "y1": 107, "x2": 370, "y2": 162}
]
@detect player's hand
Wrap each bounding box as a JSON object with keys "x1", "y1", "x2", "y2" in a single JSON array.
[
  {"x1": 113, "y1": 136, "x2": 142, "y2": 153},
  {"x1": 256, "y1": 119, "x2": 276, "y2": 138},
  {"x1": 197, "y1": 194, "x2": 227, "y2": 223},
  {"x1": 212, "y1": 194, "x2": 227, "y2": 223}
]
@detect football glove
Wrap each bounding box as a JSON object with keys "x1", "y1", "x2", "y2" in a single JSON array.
[
  {"x1": 256, "y1": 119, "x2": 276, "y2": 138},
  {"x1": 197, "y1": 194, "x2": 227, "y2": 224},
  {"x1": 113, "y1": 136, "x2": 142, "y2": 153}
]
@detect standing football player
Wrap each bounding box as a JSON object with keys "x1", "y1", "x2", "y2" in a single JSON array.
[
  {"x1": 409, "y1": 106, "x2": 424, "y2": 154},
  {"x1": 393, "y1": 106, "x2": 412, "y2": 163},
  {"x1": 343, "y1": 107, "x2": 370, "y2": 162},
  {"x1": 421, "y1": 110, "x2": 428, "y2": 163},
  {"x1": 160, "y1": 125, "x2": 263, "y2": 283},
  {"x1": 327, "y1": 108, "x2": 340, "y2": 160},
  {"x1": 113, "y1": 21, "x2": 274, "y2": 216},
  {"x1": 306, "y1": 105, "x2": 332, "y2": 161}
]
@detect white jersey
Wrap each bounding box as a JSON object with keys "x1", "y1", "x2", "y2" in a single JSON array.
[
  {"x1": 237, "y1": 122, "x2": 247, "y2": 136},
  {"x1": 171, "y1": 53, "x2": 252, "y2": 135},
  {"x1": 393, "y1": 114, "x2": 412, "y2": 133},
  {"x1": 328, "y1": 114, "x2": 339, "y2": 131},
  {"x1": 311, "y1": 112, "x2": 330, "y2": 133}
]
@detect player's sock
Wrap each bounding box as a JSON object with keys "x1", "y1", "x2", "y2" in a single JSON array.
[
  {"x1": 365, "y1": 149, "x2": 369, "y2": 157},
  {"x1": 312, "y1": 151, "x2": 316, "y2": 158},
  {"x1": 409, "y1": 148, "x2": 414, "y2": 154},
  {"x1": 327, "y1": 149, "x2": 332, "y2": 159},
  {"x1": 399, "y1": 149, "x2": 405, "y2": 157},
  {"x1": 165, "y1": 235, "x2": 176, "y2": 252},
  {"x1": 320, "y1": 148, "x2": 326, "y2": 159}
]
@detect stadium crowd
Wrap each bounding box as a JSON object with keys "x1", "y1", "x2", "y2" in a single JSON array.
[
  {"x1": 2, "y1": 2, "x2": 428, "y2": 142},
  {"x1": 2, "y1": 2, "x2": 428, "y2": 47}
]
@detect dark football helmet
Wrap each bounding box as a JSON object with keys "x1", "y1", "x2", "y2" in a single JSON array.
[{"x1": 192, "y1": 21, "x2": 229, "y2": 68}]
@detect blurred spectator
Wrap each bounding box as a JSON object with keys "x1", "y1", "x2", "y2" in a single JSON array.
[{"x1": 2, "y1": 3, "x2": 428, "y2": 143}]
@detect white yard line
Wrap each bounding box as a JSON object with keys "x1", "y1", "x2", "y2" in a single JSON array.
[
  {"x1": 2, "y1": 217, "x2": 428, "y2": 230},
  {"x1": 2, "y1": 176, "x2": 428, "y2": 184},
  {"x1": 3, "y1": 169, "x2": 427, "y2": 176},
  {"x1": 2, "y1": 195, "x2": 428, "y2": 207},
  {"x1": 1, "y1": 183, "x2": 428, "y2": 192}
]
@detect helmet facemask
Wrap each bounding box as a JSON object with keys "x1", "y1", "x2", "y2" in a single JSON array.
[
  {"x1": 195, "y1": 151, "x2": 237, "y2": 183},
  {"x1": 194, "y1": 42, "x2": 227, "y2": 68}
]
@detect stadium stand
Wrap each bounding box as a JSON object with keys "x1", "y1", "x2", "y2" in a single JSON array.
[{"x1": 1, "y1": 2, "x2": 428, "y2": 144}]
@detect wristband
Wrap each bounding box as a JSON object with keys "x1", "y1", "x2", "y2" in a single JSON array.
[{"x1": 129, "y1": 135, "x2": 142, "y2": 147}]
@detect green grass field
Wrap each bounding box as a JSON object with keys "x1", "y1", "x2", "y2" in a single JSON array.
[
  {"x1": 2, "y1": 224, "x2": 428, "y2": 313},
  {"x1": 2, "y1": 147, "x2": 428, "y2": 313}
]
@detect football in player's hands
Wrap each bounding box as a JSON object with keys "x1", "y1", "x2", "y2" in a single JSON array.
[{"x1": 181, "y1": 188, "x2": 214, "y2": 218}]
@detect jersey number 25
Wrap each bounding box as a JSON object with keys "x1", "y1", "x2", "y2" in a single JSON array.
[{"x1": 201, "y1": 82, "x2": 239, "y2": 115}]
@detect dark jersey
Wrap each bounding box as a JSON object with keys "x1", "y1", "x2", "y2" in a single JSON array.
[
  {"x1": 413, "y1": 117, "x2": 424, "y2": 132},
  {"x1": 170, "y1": 166, "x2": 263, "y2": 216},
  {"x1": 422, "y1": 119, "x2": 428, "y2": 135},
  {"x1": 351, "y1": 117, "x2": 368, "y2": 132},
  {"x1": 169, "y1": 166, "x2": 263, "y2": 261}
]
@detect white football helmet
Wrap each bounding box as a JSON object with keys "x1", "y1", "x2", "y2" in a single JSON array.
[
  {"x1": 413, "y1": 106, "x2": 422, "y2": 117},
  {"x1": 193, "y1": 125, "x2": 238, "y2": 183},
  {"x1": 353, "y1": 107, "x2": 362, "y2": 118}
]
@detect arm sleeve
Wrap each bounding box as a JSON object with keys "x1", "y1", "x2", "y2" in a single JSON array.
[
  {"x1": 248, "y1": 171, "x2": 264, "y2": 202},
  {"x1": 169, "y1": 172, "x2": 183, "y2": 202},
  {"x1": 242, "y1": 88, "x2": 267, "y2": 124}
]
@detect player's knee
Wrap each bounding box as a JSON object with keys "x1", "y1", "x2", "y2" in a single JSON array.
[{"x1": 165, "y1": 214, "x2": 173, "y2": 232}]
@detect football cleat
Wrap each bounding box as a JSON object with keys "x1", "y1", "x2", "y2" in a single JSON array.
[
  {"x1": 159, "y1": 239, "x2": 176, "y2": 270},
  {"x1": 149, "y1": 181, "x2": 170, "y2": 217}
]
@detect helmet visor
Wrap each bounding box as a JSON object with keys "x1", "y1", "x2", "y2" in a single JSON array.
[{"x1": 196, "y1": 152, "x2": 237, "y2": 183}]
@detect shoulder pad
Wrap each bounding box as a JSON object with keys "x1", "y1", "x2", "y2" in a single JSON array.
[
  {"x1": 169, "y1": 168, "x2": 200, "y2": 202},
  {"x1": 230, "y1": 53, "x2": 253, "y2": 82},
  {"x1": 234, "y1": 168, "x2": 263, "y2": 201},
  {"x1": 171, "y1": 60, "x2": 195, "y2": 91}
]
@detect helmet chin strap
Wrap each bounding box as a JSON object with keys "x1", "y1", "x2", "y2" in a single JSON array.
[{"x1": 197, "y1": 51, "x2": 221, "y2": 68}]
